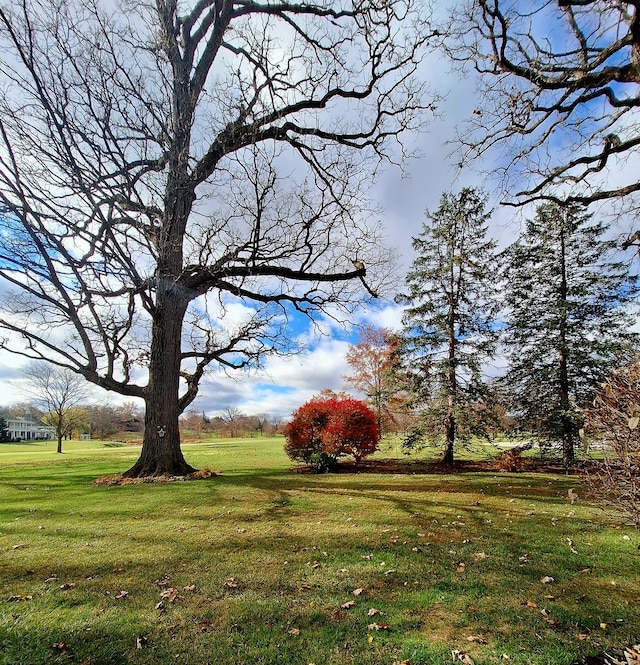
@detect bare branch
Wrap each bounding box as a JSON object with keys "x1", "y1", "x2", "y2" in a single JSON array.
[{"x1": 449, "y1": 0, "x2": 640, "y2": 210}]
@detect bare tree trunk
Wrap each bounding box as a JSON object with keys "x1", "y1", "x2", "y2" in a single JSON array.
[
  {"x1": 559, "y1": 227, "x2": 574, "y2": 466},
  {"x1": 443, "y1": 302, "x2": 457, "y2": 466},
  {"x1": 123, "y1": 293, "x2": 196, "y2": 477},
  {"x1": 443, "y1": 408, "x2": 455, "y2": 465}
]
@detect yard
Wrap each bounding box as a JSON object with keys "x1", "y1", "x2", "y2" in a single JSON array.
[{"x1": 0, "y1": 437, "x2": 638, "y2": 664}]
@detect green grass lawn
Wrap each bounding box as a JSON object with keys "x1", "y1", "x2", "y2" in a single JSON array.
[{"x1": 0, "y1": 437, "x2": 638, "y2": 664}]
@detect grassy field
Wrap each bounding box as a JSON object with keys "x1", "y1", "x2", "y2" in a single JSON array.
[{"x1": 0, "y1": 437, "x2": 638, "y2": 665}]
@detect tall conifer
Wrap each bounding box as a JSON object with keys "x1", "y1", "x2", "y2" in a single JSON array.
[
  {"x1": 502, "y1": 203, "x2": 638, "y2": 464},
  {"x1": 399, "y1": 188, "x2": 499, "y2": 464}
]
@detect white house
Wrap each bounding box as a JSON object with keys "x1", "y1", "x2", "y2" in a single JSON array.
[{"x1": 4, "y1": 417, "x2": 56, "y2": 441}]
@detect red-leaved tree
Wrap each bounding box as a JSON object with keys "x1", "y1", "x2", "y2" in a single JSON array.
[{"x1": 285, "y1": 397, "x2": 379, "y2": 470}]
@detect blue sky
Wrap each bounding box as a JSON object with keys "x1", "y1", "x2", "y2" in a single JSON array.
[
  {"x1": 1, "y1": 10, "x2": 637, "y2": 421},
  {"x1": 0, "y1": 55, "x2": 548, "y2": 420}
]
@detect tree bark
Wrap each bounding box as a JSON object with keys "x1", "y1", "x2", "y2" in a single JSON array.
[
  {"x1": 558, "y1": 225, "x2": 574, "y2": 465},
  {"x1": 123, "y1": 294, "x2": 196, "y2": 477},
  {"x1": 443, "y1": 297, "x2": 457, "y2": 466}
]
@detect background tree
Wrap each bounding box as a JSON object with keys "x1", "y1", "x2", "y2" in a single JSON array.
[
  {"x1": 0, "y1": 0, "x2": 438, "y2": 477},
  {"x1": 343, "y1": 326, "x2": 401, "y2": 435},
  {"x1": 222, "y1": 407, "x2": 244, "y2": 439},
  {"x1": 584, "y1": 353, "x2": 640, "y2": 527},
  {"x1": 43, "y1": 406, "x2": 89, "y2": 442},
  {"x1": 451, "y1": 1, "x2": 640, "y2": 216},
  {"x1": 501, "y1": 202, "x2": 638, "y2": 464},
  {"x1": 22, "y1": 364, "x2": 91, "y2": 453},
  {"x1": 86, "y1": 404, "x2": 119, "y2": 440},
  {"x1": 0, "y1": 416, "x2": 9, "y2": 442},
  {"x1": 180, "y1": 409, "x2": 206, "y2": 439},
  {"x1": 398, "y1": 187, "x2": 499, "y2": 464}
]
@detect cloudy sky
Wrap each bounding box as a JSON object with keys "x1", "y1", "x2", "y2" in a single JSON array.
[
  {"x1": 180, "y1": 56, "x2": 513, "y2": 421},
  {"x1": 3, "y1": 52, "x2": 482, "y2": 419},
  {"x1": 2, "y1": 6, "x2": 636, "y2": 421}
]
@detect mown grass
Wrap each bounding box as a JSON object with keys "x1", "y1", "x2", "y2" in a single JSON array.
[{"x1": 0, "y1": 437, "x2": 638, "y2": 664}]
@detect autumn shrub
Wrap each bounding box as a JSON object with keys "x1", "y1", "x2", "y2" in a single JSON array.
[
  {"x1": 494, "y1": 445, "x2": 530, "y2": 472},
  {"x1": 284, "y1": 397, "x2": 379, "y2": 470},
  {"x1": 584, "y1": 355, "x2": 640, "y2": 527}
]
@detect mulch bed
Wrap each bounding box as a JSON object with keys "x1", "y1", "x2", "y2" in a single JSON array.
[{"x1": 291, "y1": 458, "x2": 592, "y2": 475}]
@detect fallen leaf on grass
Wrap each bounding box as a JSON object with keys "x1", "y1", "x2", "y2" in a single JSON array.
[
  {"x1": 472, "y1": 552, "x2": 487, "y2": 561},
  {"x1": 160, "y1": 586, "x2": 181, "y2": 602},
  {"x1": 299, "y1": 584, "x2": 313, "y2": 591},
  {"x1": 392, "y1": 661, "x2": 411, "y2": 665},
  {"x1": 540, "y1": 576, "x2": 555, "y2": 584},
  {"x1": 525, "y1": 600, "x2": 538, "y2": 609},
  {"x1": 452, "y1": 649, "x2": 475, "y2": 664},
  {"x1": 567, "y1": 538, "x2": 578, "y2": 554},
  {"x1": 115, "y1": 590, "x2": 128, "y2": 599},
  {"x1": 456, "y1": 563, "x2": 466, "y2": 573},
  {"x1": 183, "y1": 585, "x2": 195, "y2": 592},
  {"x1": 368, "y1": 608, "x2": 383, "y2": 617},
  {"x1": 288, "y1": 628, "x2": 301, "y2": 636},
  {"x1": 466, "y1": 636, "x2": 487, "y2": 644},
  {"x1": 8, "y1": 595, "x2": 32, "y2": 602},
  {"x1": 576, "y1": 634, "x2": 589, "y2": 641},
  {"x1": 52, "y1": 643, "x2": 70, "y2": 652},
  {"x1": 60, "y1": 582, "x2": 76, "y2": 590},
  {"x1": 352, "y1": 587, "x2": 364, "y2": 596},
  {"x1": 197, "y1": 619, "x2": 213, "y2": 632},
  {"x1": 135, "y1": 636, "x2": 148, "y2": 649},
  {"x1": 368, "y1": 622, "x2": 389, "y2": 630},
  {"x1": 11, "y1": 544, "x2": 28, "y2": 550},
  {"x1": 224, "y1": 578, "x2": 238, "y2": 589},
  {"x1": 341, "y1": 601, "x2": 356, "y2": 609}
]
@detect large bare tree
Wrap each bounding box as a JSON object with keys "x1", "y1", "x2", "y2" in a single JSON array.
[
  {"x1": 0, "y1": 0, "x2": 438, "y2": 476},
  {"x1": 451, "y1": 1, "x2": 640, "y2": 213},
  {"x1": 22, "y1": 364, "x2": 90, "y2": 454}
]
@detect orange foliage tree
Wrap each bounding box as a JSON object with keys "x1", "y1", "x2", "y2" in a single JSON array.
[{"x1": 343, "y1": 326, "x2": 405, "y2": 435}]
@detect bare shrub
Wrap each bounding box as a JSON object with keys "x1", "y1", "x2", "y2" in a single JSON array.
[
  {"x1": 494, "y1": 446, "x2": 530, "y2": 473},
  {"x1": 584, "y1": 356, "x2": 640, "y2": 527}
]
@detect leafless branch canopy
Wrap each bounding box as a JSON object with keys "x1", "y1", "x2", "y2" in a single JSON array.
[
  {"x1": 0, "y1": 0, "x2": 437, "y2": 411},
  {"x1": 450, "y1": 0, "x2": 640, "y2": 209}
]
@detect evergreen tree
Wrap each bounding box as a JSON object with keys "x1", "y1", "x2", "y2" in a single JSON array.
[
  {"x1": 398, "y1": 188, "x2": 499, "y2": 464},
  {"x1": 0, "y1": 416, "x2": 9, "y2": 442},
  {"x1": 501, "y1": 203, "x2": 638, "y2": 464}
]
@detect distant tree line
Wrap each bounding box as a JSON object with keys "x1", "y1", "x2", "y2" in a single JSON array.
[
  {"x1": 179, "y1": 408, "x2": 283, "y2": 439},
  {"x1": 0, "y1": 400, "x2": 284, "y2": 444}
]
